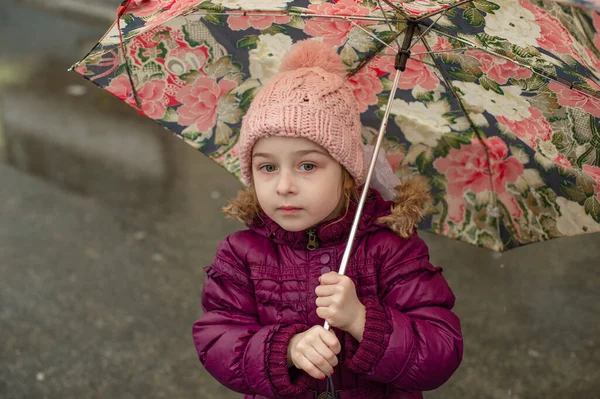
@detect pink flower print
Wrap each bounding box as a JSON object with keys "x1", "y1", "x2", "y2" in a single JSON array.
[
  {"x1": 347, "y1": 67, "x2": 383, "y2": 112},
  {"x1": 496, "y1": 106, "x2": 552, "y2": 149},
  {"x1": 435, "y1": 136, "x2": 524, "y2": 196},
  {"x1": 434, "y1": 137, "x2": 524, "y2": 221},
  {"x1": 432, "y1": 36, "x2": 452, "y2": 52},
  {"x1": 466, "y1": 50, "x2": 533, "y2": 85},
  {"x1": 400, "y1": 0, "x2": 448, "y2": 17},
  {"x1": 227, "y1": 12, "x2": 291, "y2": 31},
  {"x1": 583, "y1": 47, "x2": 600, "y2": 73},
  {"x1": 548, "y1": 80, "x2": 600, "y2": 117},
  {"x1": 583, "y1": 165, "x2": 600, "y2": 195},
  {"x1": 127, "y1": 0, "x2": 173, "y2": 18},
  {"x1": 520, "y1": 0, "x2": 582, "y2": 62},
  {"x1": 553, "y1": 153, "x2": 572, "y2": 169},
  {"x1": 136, "y1": 79, "x2": 168, "y2": 119},
  {"x1": 375, "y1": 44, "x2": 440, "y2": 91},
  {"x1": 176, "y1": 77, "x2": 237, "y2": 132},
  {"x1": 106, "y1": 75, "x2": 168, "y2": 118},
  {"x1": 535, "y1": 13, "x2": 579, "y2": 59},
  {"x1": 150, "y1": 0, "x2": 200, "y2": 26},
  {"x1": 106, "y1": 75, "x2": 134, "y2": 104},
  {"x1": 304, "y1": 0, "x2": 371, "y2": 46}
]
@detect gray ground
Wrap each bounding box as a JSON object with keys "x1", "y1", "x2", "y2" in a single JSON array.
[{"x1": 1, "y1": 2, "x2": 599, "y2": 398}]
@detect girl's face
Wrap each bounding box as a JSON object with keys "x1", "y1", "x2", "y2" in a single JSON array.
[{"x1": 252, "y1": 136, "x2": 344, "y2": 232}]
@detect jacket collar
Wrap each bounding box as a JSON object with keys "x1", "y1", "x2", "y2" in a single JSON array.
[{"x1": 248, "y1": 177, "x2": 432, "y2": 250}]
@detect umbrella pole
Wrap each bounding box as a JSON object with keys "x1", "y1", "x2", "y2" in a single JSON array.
[
  {"x1": 321, "y1": 21, "x2": 416, "y2": 398},
  {"x1": 323, "y1": 22, "x2": 416, "y2": 320}
]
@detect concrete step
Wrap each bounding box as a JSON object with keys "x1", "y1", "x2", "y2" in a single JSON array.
[{"x1": 0, "y1": 2, "x2": 244, "y2": 213}]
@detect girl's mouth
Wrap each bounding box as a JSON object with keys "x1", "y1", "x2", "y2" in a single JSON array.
[{"x1": 278, "y1": 206, "x2": 302, "y2": 215}]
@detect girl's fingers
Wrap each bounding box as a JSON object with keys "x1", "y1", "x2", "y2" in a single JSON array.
[
  {"x1": 299, "y1": 356, "x2": 326, "y2": 380},
  {"x1": 315, "y1": 296, "x2": 331, "y2": 307},
  {"x1": 315, "y1": 284, "x2": 337, "y2": 297},
  {"x1": 312, "y1": 337, "x2": 339, "y2": 368},
  {"x1": 319, "y1": 272, "x2": 343, "y2": 285},
  {"x1": 304, "y1": 347, "x2": 334, "y2": 377},
  {"x1": 319, "y1": 329, "x2": 342, "y2": 354},
  {"x1": 315, "y1": 306, "x2": 331, "y2": 322}
]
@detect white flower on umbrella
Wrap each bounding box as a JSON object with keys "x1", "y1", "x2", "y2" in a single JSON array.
[
  {"x1": 483, "y1": 0, "x2": 540, "y2": 49},
  {"x1": 249, "y1": 33, "x2": 293, "y2": 83},
  {"x1": 450, "y1": 116, "x2": 470, "y2": 131},
  {"x1": 514, "y1": 169, "x2": 545, "y2": 192},
  {"x1": 538, "y1": 140, "x2": 559, "y2": 159},
  {"x1": 468, "y1": 112, "x2": 490, "y2": 127},
  {"x1": 388, "y1": 99, "x2": 452, "y2": 147},
  {"x1": 453, "y1": 81, "x2": 532, "y2": 121},
  {"x1": 555, "y1": 197, "x2": 600, "y2": 236},
  {"x1": 210, "y1": 0, "x2": 292, "y2": 9}
]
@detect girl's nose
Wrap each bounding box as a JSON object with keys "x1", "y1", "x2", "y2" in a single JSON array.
[{"x1": 276, "y1": 171, "x2": 296, "y2": 195}]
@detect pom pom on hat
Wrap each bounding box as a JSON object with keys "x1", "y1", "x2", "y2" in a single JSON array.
[{"x1": 279, "y1": 40, "x2": 346, "y2": 77}]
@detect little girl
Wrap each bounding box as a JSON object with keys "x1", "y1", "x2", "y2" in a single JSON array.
[{"x1": 193, "y1": 40, "x2": 463, "y2": 399}]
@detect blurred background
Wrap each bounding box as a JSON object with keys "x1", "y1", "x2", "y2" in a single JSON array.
[{"x1": 0, "y1": 1, "x2": 599, "y2": 398}]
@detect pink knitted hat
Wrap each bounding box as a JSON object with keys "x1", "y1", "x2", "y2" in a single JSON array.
[{"x1": 239, "y1": 40, "x2": 365, "y2": 186}]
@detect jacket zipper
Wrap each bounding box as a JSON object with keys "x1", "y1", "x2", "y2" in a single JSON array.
[{"x1": 306, "y1": 229, "x2": 319, "y2": 251}]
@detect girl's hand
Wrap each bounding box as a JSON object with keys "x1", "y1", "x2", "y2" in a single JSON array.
[
  {"x1": 287, "y1": 326, "x2": 341, "y2": 380},
  {"x1": 315, "y1": 272, "x2": 366, "y2": 341}
]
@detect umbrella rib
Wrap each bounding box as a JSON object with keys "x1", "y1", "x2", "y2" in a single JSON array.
[
  {"x1": 345, "y1": 18, "x2": 401, "y2": 53},
  {"x1": 417, "y1": 25, "x2": 504, "y2": 251},
  {"x1": 409, "y1": 11, "x2": 448, "y2": 51},
  {"x1": 376, "y1": 0, "x2": 402, "y2": 49},
  {"x1": 411, "y1": 47, "x2": 470, "y2": 55},
  {"x1": 198, "y1": 10, "x2": 401, "y2": 22},
  {"x1": 430, "y1": 27, "x2": 600, "y2": 100},
  {"x1": 378, "y1": 0, "x2": 411, "y2": 21}
]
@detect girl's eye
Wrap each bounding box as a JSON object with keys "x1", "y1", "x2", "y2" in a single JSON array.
[
  {"x1": 260, "y1": 164, "x2": 277, "y2": 173},
  {"x1": 299, "y1": 163, "x2": 316, "y2": 172}
]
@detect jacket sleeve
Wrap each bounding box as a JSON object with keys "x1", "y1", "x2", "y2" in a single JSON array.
[
  {"x1": 343, "y1": 231, "x2": 463, "y2": 391},
  {"x1": 192, "y1": 235, "x2": 312, "y2": 397}
]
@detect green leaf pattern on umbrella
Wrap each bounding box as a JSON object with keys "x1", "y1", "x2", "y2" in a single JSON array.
[{"x1": 72, "y1": 0, "x2": 600, "y2": 251}]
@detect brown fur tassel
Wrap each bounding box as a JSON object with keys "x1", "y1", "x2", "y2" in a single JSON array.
[
  {"x1": 222, "y1": 187, "x2": 261, "y2": 226},
  {"x1": 376, "y1": 176, "x2": 433, "y2": 238}
]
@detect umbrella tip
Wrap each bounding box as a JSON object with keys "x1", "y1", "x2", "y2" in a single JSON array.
[{"x1": 279, "y1": 40, "x2": 346, "y2": 76}]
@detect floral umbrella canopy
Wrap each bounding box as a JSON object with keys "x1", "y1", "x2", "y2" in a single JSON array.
[{"x1": 71, "y1": 0, "x2": 600, "y2": 251}]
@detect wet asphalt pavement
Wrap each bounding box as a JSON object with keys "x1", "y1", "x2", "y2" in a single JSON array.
[{"x1": 1, "y1": 1, "x2": 600, "y2": 398}]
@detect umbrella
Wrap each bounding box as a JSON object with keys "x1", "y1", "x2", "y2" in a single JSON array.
[{"x1": 70, "y1": 0, "x2": 600, "y2": 252}]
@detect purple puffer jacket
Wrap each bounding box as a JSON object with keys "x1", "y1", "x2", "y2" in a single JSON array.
[{"x1": 193, "y1": 186, "x2": 463, "y2": 399}]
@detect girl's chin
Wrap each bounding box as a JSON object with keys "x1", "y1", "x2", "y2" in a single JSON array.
[
  {"x1": 275, "y1": 220, "x2": 312, "y2": 232},
  {"x1": 272, "y1": 216, "x2": 316, "y2": 232}
]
